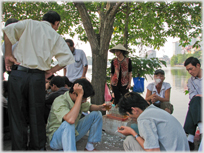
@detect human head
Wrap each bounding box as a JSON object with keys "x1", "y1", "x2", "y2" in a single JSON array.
[
  {"x1": 154, "y1": 69, "x2": 165, "y2": 85},
  {"x1": 5, "y1": 18, "x2": 18, "y2": 27},
  {"x1": 109, "y1": 44, "x2": 129, "y2": 56},
  {"x1": 42, "y1": 10, "x2": 61, "y2": 31},
  {"x1": 62, "y1": 76, "x2": 73, "y2": 88},
  {"x1": 69, "y1": 78, "x2": 95, "y2": 98},
  {"x1": 65, "y1": 39, "x2": 75, "y2": 52},
  {"x1": 118, "y1": 92, "x2": 149, "y2": 117},
  {"x1": 184, "y1": 57, "x2": 201, "y2": 77},
  {"x1": 49, "y1": 76, "x2": 65, "y2": 92}
]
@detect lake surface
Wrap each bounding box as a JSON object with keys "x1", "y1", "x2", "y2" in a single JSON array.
[{"x1": 85, "y1": 65, "x2": 191, "y2": 126}]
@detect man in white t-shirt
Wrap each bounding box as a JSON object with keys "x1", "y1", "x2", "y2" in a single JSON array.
[
  {"x1": 64, "y1": 39, "x2": 88, "y2": 83},
  {"x1": 117, "y1": 92, "x2": 189, "y2": 151},
  {"x1": 145, "y1": 69, "x2": 173, "y2": 114}
]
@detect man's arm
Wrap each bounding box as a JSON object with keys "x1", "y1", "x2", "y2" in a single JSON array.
[
  {"x1": 63, "y1": 68, "x2": 67, "y2": 76},
  {"x1": 118, "y1": 126, "x2": 160, "y2": 151},
  {"x1": 126, "y1": 72, "x2": 132, "y2": 89},
  {"x1": 81, "y1": 65, "x2": 88, "y2": 77},
  {"x1": 89, "y1": 104, "x2": 107, "y2": 112},
  {"x1": 187, "y1": 79, "x2": 199, "y2": 99},
  {"x1": 45, "y1": 64, "x2": 65, "y2": 80},
  {"x1": 145, "y1": 89, "x2": 155, "y2": 102},
  {"x1": 63, "y1": 83, "x2": 83, "y2": 124},
  {"x1": 4, "y1": 33, "x2": 20, "y2": 71},
  {"x1": 152, "y1": 88, "x2": 171, "y2": 103}
]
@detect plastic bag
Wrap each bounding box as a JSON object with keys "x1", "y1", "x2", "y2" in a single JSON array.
[
  {"x1": 104, "y1": 83, "x2": 112, "y2": 101},
  {"x1": 133, "y1": 77, "x2": 144, "y2": 93}
]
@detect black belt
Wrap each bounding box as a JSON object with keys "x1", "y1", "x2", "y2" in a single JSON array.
[{"x1": 12, "y1": 65, "x2": 44, "y2": 73}]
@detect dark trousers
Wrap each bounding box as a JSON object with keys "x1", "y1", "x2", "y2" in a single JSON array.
[
  {"x1": 8, "y1": 70, "x2": 46, "y2": 150},
  {"x1": 184, "y1": 96, "x2": 202, "y2": 135},
  {"x1": 112, "y1": 84, "x2": 129, "y2": 105}
]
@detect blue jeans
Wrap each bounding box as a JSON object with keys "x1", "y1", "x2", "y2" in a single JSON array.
[{"x1": 50, "y1": 111, "x2": 102, "y2": 151}]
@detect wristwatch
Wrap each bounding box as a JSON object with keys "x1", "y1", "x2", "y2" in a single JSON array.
[{"x1": 135, "y1": 133, "x2": 140, "y2": 139}]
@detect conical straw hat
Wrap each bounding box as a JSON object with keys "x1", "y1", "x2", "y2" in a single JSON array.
[{"x1": 109, "y1": 44, "x2": 129, "y2": 54}]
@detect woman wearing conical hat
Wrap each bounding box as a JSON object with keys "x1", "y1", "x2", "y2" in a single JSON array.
[{"x1": 109, "y1": 44, "x2": 132, "y2": 106}]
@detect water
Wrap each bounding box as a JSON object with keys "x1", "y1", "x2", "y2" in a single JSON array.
[{"x1": 85, "y1": 65, "x2": 191, "y2": 126}]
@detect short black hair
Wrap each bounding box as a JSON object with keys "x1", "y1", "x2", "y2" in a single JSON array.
[
  {"x1": 65, "y1": 39, "x2": 74, "y2": 47},
  {"x1": 5, "y1": 18, "x2": 18, "y2": 26},
  {"x1": 184, "y1": 56, "x2": 201, "y2": 67},
  {"x1": 118, "y1": 92, "x2": 149, "y2": 115},
  {"x1": 154, "y1": 69, "x2": 165, "y2": 75},
  {"x1": 69, "y1": 78, "x2": 95, "y2": 98},
  {"x1": 49, "y1": 76, "x2": 65, "y2": 88},
  {"x1": 47, "y1": 74, "x2": 55, "y2": 81},
  {"x1": 42, "y1": 10, "x2": 61, "y2": 25},
  {"x1": 62, "y1": 76, "x2": 73, "y2": 87}
]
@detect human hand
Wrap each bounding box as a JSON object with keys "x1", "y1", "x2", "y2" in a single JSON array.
[
  {"x1": 126, "y1": 84, "x2": 131, "y2": 90},
  {"x1": 117, "y1": 126, "x2": 135, "y2": 136},
  {"x1": 45, "y1": 82, "x2": 50, "y2": 90},
  {"x1": 195, "y1": 94, "x2": 202, "y2": 97},
  {"x1": 73, "y1": 83, "x2": 84, "y2": 98},
  {"x1": 151, "y1": 94, "x2": 156, "y2": 103},
  {"x1": 4, "y1": 55, "x2": 20, "y2": 71},
  {"x1": 45, "y1": 70, "x2": 53, "y2": 81},
  {"x1": 102, "y1": 102, "x2": 112, "y2": 111}
]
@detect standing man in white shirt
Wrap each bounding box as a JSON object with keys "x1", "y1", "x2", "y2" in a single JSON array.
[
  {"x1": 64, "y1": 39, "x2": 88, "y2": 83},
  {"x1": 2, "y1": 10, "x2": 74, "y2": 150}
]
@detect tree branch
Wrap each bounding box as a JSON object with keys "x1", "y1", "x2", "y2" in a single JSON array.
[{"x1": 74, "y1": 2, "x2": 99, "y2": 50}]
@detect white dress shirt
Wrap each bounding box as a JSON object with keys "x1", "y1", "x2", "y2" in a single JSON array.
[
  {"x1": 147, "y1": 82, "x2": 171, "y2": 98},
  {"x1": 2, "y1": 19, "x2": 74, "y2": 71}
]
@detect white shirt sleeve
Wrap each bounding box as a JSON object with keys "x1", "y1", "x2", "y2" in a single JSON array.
[
  {"x1": 138, "y1": 119, "x2": 160, "y2": 149},
  {"x1": 2, "y1": 20, "x2": 27, "y2": 45},
  {"x1": 52, "y1": 36, "x2": 75, "y2": 67}
]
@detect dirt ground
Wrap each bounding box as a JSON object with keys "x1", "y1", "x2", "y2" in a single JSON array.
[{"x1": 2, "y1": 130, "x2": 125, "y2": 151}]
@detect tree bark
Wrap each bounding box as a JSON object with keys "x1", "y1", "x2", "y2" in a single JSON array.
[
  {"x1": 74, "y1": 2, "x2": 123, "y2": 107},
  {"x1": 124, "y1": 2, "x2": 130, "y2": 48}
]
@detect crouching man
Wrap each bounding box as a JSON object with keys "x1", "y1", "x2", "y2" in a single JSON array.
[
  {"x1": 117, "y1": 92, "x2": 189, "y2": 151},
  {"x1": 46, "y1": 78, "x2": 109, "y2": 151}
]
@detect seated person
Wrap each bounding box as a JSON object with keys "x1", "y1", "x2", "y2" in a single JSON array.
[
  {"x1": 62, "y1": 76, "x2": 73, "y2": 89},
  {"x1": 45, "y1": 76, "x2": 69, "y2": 123},
  {"x1": 145, "y1": 69, "x2": 173, "y2": 114},
  {"x1": 46, "y1": 78, "x2": 110, "y2": 151},
  {"x1": 117, "y1": 92, "x2": 190, "y2": 151},
  {"x1": 45, "y1": 74, "x2": 55, "y2": 96},
  {"x1": 183, "y1": 57, "x2": 202, "y2": 150}
]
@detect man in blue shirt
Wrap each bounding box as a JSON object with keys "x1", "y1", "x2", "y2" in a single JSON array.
[
  {"x1": 64, "y1": 39, "x2": 88, "y2": 83},
  {"x1": 184, "y1": 56, "x2": 202, "y2": 150}
]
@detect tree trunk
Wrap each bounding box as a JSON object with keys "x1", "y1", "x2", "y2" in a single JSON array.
[
  {"x1": 74, "y1": 2, "x2": 122, "y2": 109},
  {"x1": 91, "y1": 51, "x2": 107, "y2": 105},
  {"x1": 124, "y1": 2, "x2": 130, "y2": 48}
]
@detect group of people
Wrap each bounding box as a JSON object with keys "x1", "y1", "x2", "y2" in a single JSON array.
[
  {"x1": 116, "y1": 56, "x2": 202, "y2": 151},
  {"x1": 2, "y1": 10, "x2": 108, "y2": 151},
  {"x1": 1, "y1": 9, "x2": 202, "y2": 152}
]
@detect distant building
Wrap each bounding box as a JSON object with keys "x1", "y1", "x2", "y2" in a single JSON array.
[
  {"x1": 173, "y1": 41, "x2": 182, "y2": 55},
  {"x1": 146, "y1": 50, "x2": 156, "y2": 58},
  {"x1": 158, "y1": 55, "x2": 170, "y2": 64},
  {"x1": 182, "y1": 37, "x2": 201, "y2": 54}
]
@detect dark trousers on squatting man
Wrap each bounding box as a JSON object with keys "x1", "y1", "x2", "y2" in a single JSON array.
[{"x1": 184, "y1": 96, "x2": 202, "y2": 135}]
